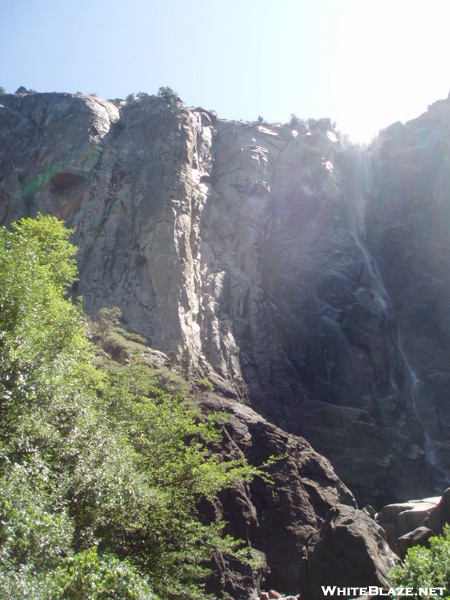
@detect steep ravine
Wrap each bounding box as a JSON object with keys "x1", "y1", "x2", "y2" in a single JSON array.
[{"x1": 2, "y1": 90, "x2": 450, "y2": 596}]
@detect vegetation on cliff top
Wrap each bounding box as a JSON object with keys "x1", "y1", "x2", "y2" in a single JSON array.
[{"x1": 0, "y1": 214, "x2": 260, "y2": 599}]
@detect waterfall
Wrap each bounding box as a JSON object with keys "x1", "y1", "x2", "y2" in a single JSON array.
[
  {"x1": 341, "y1": 146, "x2": 449, "y2": 486},
  {"x1": 343, "y1": 148, "x2": 389, "y2": 312},
  {"x1": 397, "y1": 332, "x2": 449, "y2": 485}
]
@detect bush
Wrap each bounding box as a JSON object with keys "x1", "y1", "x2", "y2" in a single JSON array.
[
  {"x1": 49, "y1": 547, "x2": 156, "y2": 599},
  {"x1": 307, "y1": 117, "x2": 337, "y2": 133},
  {"x1": 390, "y1": 525, "x2": 450, "y2": 598},
  {"x1": 198, "y1": 377, "x2": 214, "y2": 392},
  {"x1": 158, "y1": 86, "x2": 179, "y2": 105}
]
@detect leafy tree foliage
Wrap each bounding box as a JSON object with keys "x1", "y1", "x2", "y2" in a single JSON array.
[
  {"x1": 289, "y1": 113, "x2": 306, "y2": 132},
  {"x1": 307, "y1": 117, "x2": 337, "y2": 133},
  {"x1": 390, "y1": 526, "x2": 450, "y2": 598},
  {"x1": 288, "y1": 114, "x2": 337, "y2": 135},
  {"x1": 0, "y1": 215, "x2": 260, "y2": 599},
  {"x1": 158, "y1": 86, "x2": 179, "y2": 105},
  {"x1": 96, "y1": 305, "x2": 123, "y2": 337}
]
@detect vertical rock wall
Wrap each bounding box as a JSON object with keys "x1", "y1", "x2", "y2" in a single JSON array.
[{"x1": 1, "y1": 91, "x2": 450, "y2": 507}]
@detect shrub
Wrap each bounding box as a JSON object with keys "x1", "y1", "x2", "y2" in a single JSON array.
[
  {"x1": 112, "y1": 117, "x2": 125, "y2": 130},
  {"x1": 95, "y1": 306, "x2": 122, "y2": 338},
  {"x1": 390, "y1": 525, "x2": 450, "y2": 598},
  {"x1": 198, "y1": 377, "x2": 214, "y2": 392},
  {"x1": 181, "y1": 347, "x2": 191, "y2": 377},
  {"x1": 158, "y1": 86, "x2": 179, "y2": 105},
  {"x1": 307, "y1": 117, "x2": 337, "y2": 133},
  {"x1": 49, "y1": 546, "x2": 156, "y2": 599}
]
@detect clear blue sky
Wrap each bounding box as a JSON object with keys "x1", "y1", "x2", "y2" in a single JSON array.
[{"x1": 1, "y1": 0, "x2": 449, "y2": 142}]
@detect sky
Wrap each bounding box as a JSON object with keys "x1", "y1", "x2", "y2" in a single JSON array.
[{"x1": 1, "y1": 0, "x2": 449, "y2": 143}]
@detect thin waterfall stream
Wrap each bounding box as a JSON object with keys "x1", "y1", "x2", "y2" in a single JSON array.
[{"x1": 342, "y1": 147, "x2": 449, "y2": 485}]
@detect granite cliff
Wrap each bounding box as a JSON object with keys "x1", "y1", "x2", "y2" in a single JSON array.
[{"x1": 1, "y1": 89, "x2": 450, "y2": 596}]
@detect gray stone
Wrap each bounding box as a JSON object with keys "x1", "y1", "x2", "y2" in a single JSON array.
[
  {"x1": 303, "y1": 505, "x2": 396, "y2": 600},
  {"x1": 376, "y1": 496, "x2": 440, "y2": 541},
  {"x1": 377, "y1": 488, "x2": 450, "y2": 556},
  {"x1": 395, "y1": 526, "x2": 434, "y2": 560}
]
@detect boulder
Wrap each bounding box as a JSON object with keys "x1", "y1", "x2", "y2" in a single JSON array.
[
  {"x1": 303, "y1": 505, "x2": 396, "y2": 600},
  {"x1": 376, "y1": 496, "x2": 440, "y2": 544},
  {"x1": 395, "y1": 527, "x2": 434, "y2": 560},
  {"x1": 376, "y1": 487, "x2": 450, "y2": 557}
]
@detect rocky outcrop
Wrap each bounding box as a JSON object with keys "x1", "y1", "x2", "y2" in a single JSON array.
[
  {"x1": 1, "y1": 90, "x2": 450, "y2": 510},
  {"x1": 376, "y1": 487, "x2": 450, "y2": 558},
  {"x1": 200, "y1": 395, "x2": 396, "y2": 599},
  {"x1": 305, "y1": 505, "x2": 395, "y2": 598}
]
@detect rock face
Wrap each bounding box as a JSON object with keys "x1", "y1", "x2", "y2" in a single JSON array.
[
  {"x1": 376, "y1": 487, "x2": 450, "y2": 559},
  {"x1": 1, "y1": 91, "x2": 450, "y2": 540},
  {"x1": 367, "y1": 104, "x2": 450, "y2": 490},
  {"x1": 200, "y1": 395, "x2": 396, "y2": 599}
]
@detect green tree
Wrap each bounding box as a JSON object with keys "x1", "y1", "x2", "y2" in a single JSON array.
[
  {"x1": 307, "y1": 117, "x2": 337, "y2": 133},
  {"x1": 289, "y1": 113, "x2": 307, "y2": 133},
  {"x1": 289, "y1": 113, "x2": 300, "y2": 129},
  {"x1": 390, "y1": 525, "x2": 450, "y2": 598},
  {"x1": 0, "y1": 214, "x2": 261, "y2": 600},
  {"x1": 102, "y1": 362, "x2": 259, "y2": 598},
  {"x1": 158, "y1": 86, "x2": 179, "y2": 105},
  {"x1": 49, "y1": 547, "x2": 157, "y2": 599},
  {"x1": 181, "y1": 346, "x2": 191, "y2": 377},
  {"x1": 96, "y1": 305, "x2": 122, "y2": 337}
]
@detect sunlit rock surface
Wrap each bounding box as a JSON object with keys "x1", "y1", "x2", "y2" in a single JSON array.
[
  {"x1": 1, "y1": 91, "x2": 450, "y2": 511},
  {"x1": 376, "y1": 487, "x2": 450, "y2": 559}
]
